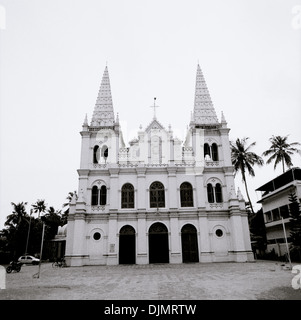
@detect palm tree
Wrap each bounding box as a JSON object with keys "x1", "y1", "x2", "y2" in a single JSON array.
[
  {"x1": 62, "y1": 191, "x2": 77, "y2": 210},
  {"x1": 262, "y1": 135, "x2": 301, "y2": 173},
  {"x1": 44, "y1": 206, "x2": 63, "y2": 239},
  {"x1": 5, "y1": 202, "x2": 28, "y2": 259},
  {"x1": 231, "y1": 137, "x2": 264, "y2": 214},
  {"x1": 61, "y1": 191, "x2": 77, "y2": 224},
  {"x1": 5, "y1": 202, "x2": 28, "y2": 227},
  {"x1": 32, "y1": 199, "x2": 47, "y2": 219}
]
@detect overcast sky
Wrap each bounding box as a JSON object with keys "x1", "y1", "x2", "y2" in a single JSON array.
[{"x1": 0, "y1": 0, "x2": 300, "y2": 229}]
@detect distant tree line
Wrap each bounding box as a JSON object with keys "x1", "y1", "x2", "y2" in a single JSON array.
[{"x1": 0, "y1": 192, "x2": 77, "y2": 264}]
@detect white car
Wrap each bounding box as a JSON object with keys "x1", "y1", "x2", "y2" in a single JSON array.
[{"x1": 18, "y1": 255, "x2": 40, "y2": 265}]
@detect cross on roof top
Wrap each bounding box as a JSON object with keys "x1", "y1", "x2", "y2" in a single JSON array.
[{"x1": 150, "y1": 97, "x2": 159, "y2": 119}]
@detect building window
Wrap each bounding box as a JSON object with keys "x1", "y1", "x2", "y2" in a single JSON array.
[
  {"x1": 150, "y1": 181, "x2": 165, "y2": 208},
  {"x1": 180, "y1": 182, "x2": 193, "y2": 207},
  {"x1": 204, "y1": 143, "x2": 211, "y2": 158},
  {"x1": 91, "y1": 185, "x2": 107, "y2": 206},
  {"x1": 93, "y1": 145, "x2": 99, "y2": 164},
  {"x1": 204, "y1": 143, "x2": 219, "y2": 161},
  {"x1": 211, "y1": 143, "x2": 218, "y2": 161},
  {"x1": 280, "y1": 205, "x2": 289, "y2": 219},
  {"x1": 100, "y1": 185, "x2": 107, "y2": 205},
  {"x1": 207, "y1": 182, "x2": 223, "y2": 204},
  {"x1": 93, "y1": 232, "x2": 101, "y2": 240},
  {"x1": 215, "y1": 229, "x2": 223, "y2": 237},
  {"x1": 121, "y1": 183, "x2": 134, "y2": 208},
  {"x1": 271, "y1": 208, "x2": 280, "y2": 221},
  {"x1": 100, "y1": 145, "x2": 108, "y2": 162},
  {"x1": 207, "y1": 184, "x2": 214, "y2": 203},
  {"x1": 215, "y1": 183, "x2": 223, "y2": 203},
  {"x1": 91, "y1": 186, "x2": 99, "y2": 205},
  {"x1": 265, "y1": 211, "x2": 272, "y2": 222}
]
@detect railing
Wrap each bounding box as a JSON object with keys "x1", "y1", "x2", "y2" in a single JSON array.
[
  {"x1": 209, "y1": 203, "x2": 224, "y2": 209},
  {"x1": 91, "y1": 205, "x2": 106, "y2": 212},
  {"x1": 90, "y1": 160, "x2": 222, "y2": 169},
  {"x1": 205, "y1": 161, "x2": 221, "y2": 167}
]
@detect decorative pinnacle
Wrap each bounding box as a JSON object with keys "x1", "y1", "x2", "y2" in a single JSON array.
[
  {"x1": 221, "y1": 111, "x2": 227, "y2": 123},
  {"x1": 83, "y1": 113, "x2": 88, "y2": 126}
]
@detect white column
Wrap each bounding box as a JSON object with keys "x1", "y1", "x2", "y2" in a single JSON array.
[
  {"x1": 229, "y1": 210, "x2": 248, "y2": 262},
  {"x1": 195, "y1": 174, "x2": 205, "y2": 208},
  {"x1": 168, "y1": 168, "x2": 177, "y2": 209},
  {"x1": 198, "y1": 213, "x2": 212, "y2": 262},
  {"x1": 170, "y1": 215, "x2": 181, "y2": 263},
  {"x1": 136, "y1": 167, "x2": 146, "y2": 211},
  {"x1": 109, "y1": 168, "x2": 119, "y2": 211},
  {"x1": 80, "y1": 131, "x2": 91, "y2": 169},
  {"x1": 137, "y1": 214, "x2": 148, "y2": 264},
  {"x1": 69, "y1": 215, "x2": 86, "y2": 266},
  {"x1": 107, "y1": 213, "x2": 118, "y2": 265}
]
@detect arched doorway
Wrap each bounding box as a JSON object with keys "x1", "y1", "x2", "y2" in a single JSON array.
[
  {"x1": 119, "y1": 225, "x2": 136, "y2": 264},
  {"x1": 181, "y1": 224, "x2": 199, "y2": 263},
  {"x1": 148, "y1": 222, "x2": 169, "y2": 263}
]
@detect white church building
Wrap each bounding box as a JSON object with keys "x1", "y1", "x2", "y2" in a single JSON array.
[{"x1": 65, "y1": 64, "x2": 254, "y2": 266}]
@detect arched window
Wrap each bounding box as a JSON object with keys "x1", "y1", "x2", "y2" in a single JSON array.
[
  {"x1": 204, "y1": 143, "x2": 211, "y2": 158},
  {"x1": 180, "y1": 182, "x2": 193, "y2": 207},
  {"x1": 150, "y1": 181, "x2": 165, "y2": 208},
  {"x1": 207, "y1": 183, "x2": 214, "y2": 203},
  {"x1": 101, "y1": 145, "x2": 108, "y2": 162},
  {"x1": 99, "y1": 185, "x2": 107, "y2": 205},
  {"x1": 91, "y1": 186, "x2": 99, "y2": 205},
  {"x1": 91, "y1": 185, "x2": 107, "y2": 206},
  {"x1": 211, "y1": 143, "x2": 218, "y2": 161},
  {"x1": 121, "y1": 183, "x2": 134, "y2": 208},
  {"x1": 215, "y1": 183, "x2": 223, "y2": 203},
  {"x1": 93, "y1": 145, "x2": 99, "y2": 164}
]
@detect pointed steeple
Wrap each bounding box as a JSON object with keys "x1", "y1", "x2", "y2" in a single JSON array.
[
  {"x1": 193, "y1": 64, "x2": 219, "y2": 126},
  {"x1": 91, "y1": 66, "x2": 115, "y2": 127}
]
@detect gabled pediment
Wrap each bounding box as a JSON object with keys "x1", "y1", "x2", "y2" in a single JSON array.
[{"x1": 145, "y1": 118, "x2": 166, "y2": 133}]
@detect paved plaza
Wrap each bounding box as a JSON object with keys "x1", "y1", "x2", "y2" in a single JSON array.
[{"x1": 0, "y1": 260, "x2": 300, "y2": 300}]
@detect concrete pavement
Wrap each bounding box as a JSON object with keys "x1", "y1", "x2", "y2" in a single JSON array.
[{"x1": 0, "y1": 260, "x2": 300, "y2": 300}]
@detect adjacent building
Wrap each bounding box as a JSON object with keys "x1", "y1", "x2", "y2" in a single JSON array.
[
  {"x1": 65, "y1": 64, "x2": 254, "y2": 266},
  {"x1": 256, "y1": 167, "x2": 301, "y2": 257}
]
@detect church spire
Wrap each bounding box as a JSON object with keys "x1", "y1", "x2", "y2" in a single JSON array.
[
  {"x1": 91, "y1": 66, "x2": 115, "y2": 127},
  {"x1": 192, "y1": 64, "x2": 219, "y2": 126}
]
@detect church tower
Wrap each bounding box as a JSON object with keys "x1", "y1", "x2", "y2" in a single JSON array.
[{"x1": 65, "y1": 64, "x2": 253, "y2": 266}]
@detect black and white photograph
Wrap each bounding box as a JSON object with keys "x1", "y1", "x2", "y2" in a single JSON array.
[{"x1": 0, "y1": 0, "x2": 300, "y2": 307}]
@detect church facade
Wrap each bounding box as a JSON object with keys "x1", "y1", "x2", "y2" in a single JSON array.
[{"x1": 65, "y1": 65, "x2": 254, "y2": 266}]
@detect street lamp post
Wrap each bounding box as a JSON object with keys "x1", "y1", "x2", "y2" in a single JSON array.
[
  {"x1": 33, "y1": 216, "x2": 46, "y2": 279},
  {"x1": 24, "y1": 209, "x2": 32, "y2": 255},
  {"x1": 282, "y1": 217, "x2": 292, "y2": 270}
]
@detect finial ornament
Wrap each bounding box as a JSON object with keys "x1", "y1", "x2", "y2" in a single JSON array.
[
  {"x1": 150, "y1": 97, "x2": 159, "y2": 119},
  {"x1": 221, "y1": 111, "x2": 227, "y2": 123},
  {"x1": 83, "y1": 113, "x2": 88, "y2": 126}
]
